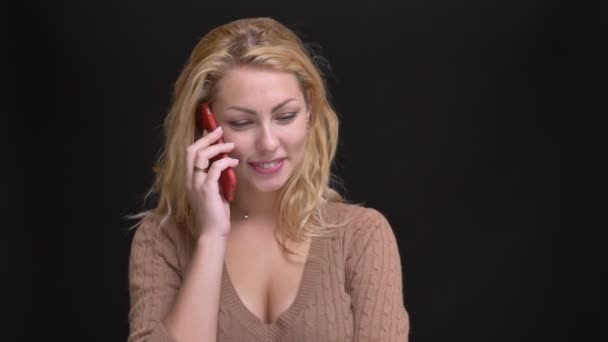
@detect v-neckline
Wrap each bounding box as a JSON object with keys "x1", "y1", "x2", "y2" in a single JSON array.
[{"x1": 221, "y1": 235, "x2": 324, "y2": 340}]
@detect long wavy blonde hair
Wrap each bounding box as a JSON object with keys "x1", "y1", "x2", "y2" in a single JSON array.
[{"x1": 128, "y1": 17, "x2": 350, "y2": 245}]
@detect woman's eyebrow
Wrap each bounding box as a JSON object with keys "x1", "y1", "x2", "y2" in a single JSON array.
[{"x1": 227, "y1": 98, "x2": 296, "y2": 116}]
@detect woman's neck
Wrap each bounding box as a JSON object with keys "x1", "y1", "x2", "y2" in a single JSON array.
[{"x1": 230, "y1": 185, "x2": 280, "y2": 224}]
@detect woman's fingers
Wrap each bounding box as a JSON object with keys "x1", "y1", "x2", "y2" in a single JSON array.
[
  {"x1": 206, "y1": 157, "x2": 239, "y2": 183},
  {"x1": 183, "y1": 126, "x2": 237, "y2": 237},
  {"x1": 192, "y1": 126, "x2": 224, "y2": 150},
  {"x1": 195, "y1": 142, "x2": 235, "y2": 166},
  {"x1": 188, "y1": 142, "x2": 235, "y2": 187},
  {"x1": 185, "y1": 126, "x2": 227, "y2": 184},
  {"x1": 193, "y1": 157, "x2": 239, "y2": 193}
]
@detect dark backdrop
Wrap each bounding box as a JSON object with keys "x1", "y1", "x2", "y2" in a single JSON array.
[{"x1": 9, "y1": 0, "x2": 585, "y2": 341}]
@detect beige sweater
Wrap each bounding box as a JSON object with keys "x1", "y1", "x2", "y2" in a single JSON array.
[{"x1": 128, "y1": 202, "x2": 409, "y2": 341}]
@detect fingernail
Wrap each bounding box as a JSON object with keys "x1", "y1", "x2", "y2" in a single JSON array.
[{"x1": 216, "y1": 126, "x2": 223, "y2": 132}]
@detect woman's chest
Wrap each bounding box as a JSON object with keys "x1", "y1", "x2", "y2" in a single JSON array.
[
  {"x1": 224, "y1": 231, "x2": 311, "y2": 324},
  {"x1": 218, "y1": 236, "x2": 355, "y2": 341}
]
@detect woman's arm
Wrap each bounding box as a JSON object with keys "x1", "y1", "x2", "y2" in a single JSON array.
[
  {"x1": 162, "y1": 235, "x2": 226, "y2": 342},
  {"x1": 129, "y1": 129, "x2": 238, "y2": 341},
  {"x1": 346, "y1": 209, "x2": 410, "y2": 342},
  {"x1": 128, "y1": 215, "x2": 225, "y2": 342}
]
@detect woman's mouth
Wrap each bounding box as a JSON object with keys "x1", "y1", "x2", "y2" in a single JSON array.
[{"x1": 249, "y1": 158, "x2": 285, "y2": 174}]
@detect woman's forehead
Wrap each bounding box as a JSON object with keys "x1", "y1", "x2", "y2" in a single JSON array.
[{"x1": 213, "y1": 67, "x2": 305, "y2": 107}]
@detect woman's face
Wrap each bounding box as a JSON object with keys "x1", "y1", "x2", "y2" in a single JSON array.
[{"x1": 211, "y1": 66, "x2": 310, "y2": 194}]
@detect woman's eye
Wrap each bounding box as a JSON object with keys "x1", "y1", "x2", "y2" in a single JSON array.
[
  {"x1": 229, "y1": 113, "x2": 297, "y2": 128},
  {"x1": 230, "y1": 120, "x2": 251, "y2": 128},
  {"x1": 278, "y1": 113, "x2": 297, "y2": 122}
]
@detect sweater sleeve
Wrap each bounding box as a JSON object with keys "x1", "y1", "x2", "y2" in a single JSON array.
[
  {"x1": 127, "y1": 214, "x2": 182, "y2": 342},
  {"x1": 346, "y1": 209, "x2": 410, "y2": 342}
]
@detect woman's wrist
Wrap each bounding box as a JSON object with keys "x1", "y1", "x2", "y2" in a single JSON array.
[{"x1": 196, "y1": 233, "x2": 229, "y2": 251}]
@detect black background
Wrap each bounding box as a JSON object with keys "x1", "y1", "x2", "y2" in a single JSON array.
[{"x1": 7, "y1": 0, "x2": 592, "y2": 341}]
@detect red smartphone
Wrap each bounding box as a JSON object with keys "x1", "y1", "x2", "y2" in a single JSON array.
[{"x1": 200, "y1": 103, "x2": 237, "y2": 202}]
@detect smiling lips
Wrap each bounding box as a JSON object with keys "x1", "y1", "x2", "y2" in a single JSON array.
[{"x1": 249, "y1": 158, "x2": 286, "y2": 174}]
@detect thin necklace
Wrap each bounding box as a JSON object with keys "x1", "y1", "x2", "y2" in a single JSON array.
[{"x1": 231, "y1": 206, "x2": 249, "y2": 220}]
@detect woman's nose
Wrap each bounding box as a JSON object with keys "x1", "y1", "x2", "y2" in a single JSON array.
[{"x1": 256, "y1": 124, "x2": 279, "y2": 152}]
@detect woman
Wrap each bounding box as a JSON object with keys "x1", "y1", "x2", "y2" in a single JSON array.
[{"x1": 128, "y1": 17, "x2": 409, "y2": 341}]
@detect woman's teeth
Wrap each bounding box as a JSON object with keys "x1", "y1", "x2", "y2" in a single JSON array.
[{"x1": 258, "y1": 161, "x2": 279, "y2": 169}]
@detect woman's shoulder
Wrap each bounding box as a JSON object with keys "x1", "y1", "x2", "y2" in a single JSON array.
[
  {"x1": 322, "y1": 201, "x2": 394, "y2": 239},
  {"x1": 323, "y1": 200, "x2": 389, "y2": 222},
  {"x1": 318, "y1": 201, "x2": 400, "y2": 266},
  {"x1": 130, "y1": 210, "x2": 189, "y2": 251}
]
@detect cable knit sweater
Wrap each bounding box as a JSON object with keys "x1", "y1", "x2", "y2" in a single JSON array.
[{"x1": 128, "y1": 201, "x2": 409, "y2": 341}]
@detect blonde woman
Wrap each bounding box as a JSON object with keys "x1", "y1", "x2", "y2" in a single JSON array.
[{"x1": 127, "y1": 17, "x2": 409, "y2": 342}]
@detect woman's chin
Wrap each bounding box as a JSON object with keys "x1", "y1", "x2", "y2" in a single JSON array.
[
  {"x1": 237, "y1": 168, "x2": 291, "y2": 194},
  {"x1": 247, "y1": 180, "x2": 286, "y2": 194}
]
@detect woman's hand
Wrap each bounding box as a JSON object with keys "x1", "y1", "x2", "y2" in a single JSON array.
[{"x1": 185, "y1": 126, "x2": 239, "y2": 239}]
